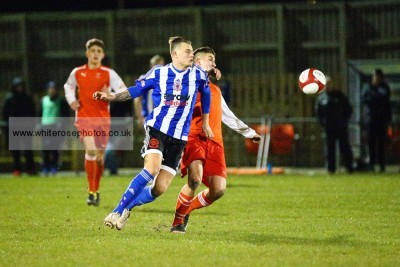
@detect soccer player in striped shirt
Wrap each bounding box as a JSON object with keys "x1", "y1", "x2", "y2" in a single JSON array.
[
  {"x1": 64, "y1": 38, "x2": 127, "y2": 206},
  {"x1": 93, "y1": 36, "x2": 213, "y2": 230},
  {"x1": 170, "y1": 47, "x2": 261, "y2": 233}
]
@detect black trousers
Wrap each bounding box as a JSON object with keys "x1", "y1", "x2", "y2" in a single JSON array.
[
  {"x1": 42, "y1": 150, "x2": 59, "y2": 170},
  {"x1": 12, "y1": 150, "x2": 35, "y2": 173},
  {"x1": 367, "y1": 125, "x2": 387, "y2": 172},
  {"x1": 325, "y1": 128, "x2": 354, "y2": 173}
]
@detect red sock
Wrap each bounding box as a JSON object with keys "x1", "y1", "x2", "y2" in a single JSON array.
[
  {"x1": 187, "y1": 190, "x2": 212, "y2": 214},
  {"x1": 94, "y1": 163, "x2": 104, "y2": 193},
  {"x1": 84, "y1": 154, "x2": 97, "y2": 193},
  {"x1": 173, "y1": 192, "x2": 194, "y2": 226}
]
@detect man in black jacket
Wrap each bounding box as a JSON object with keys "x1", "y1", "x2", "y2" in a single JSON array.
[
  {"x1": 362, "y1": 69, "x2": 392, "y2": 173},
  {"x1": 316, "y1": 77, "x2": 354, "y2": 174},
  {"x1": 2, "y1": 77, "x2": 37, "y2": 176}
]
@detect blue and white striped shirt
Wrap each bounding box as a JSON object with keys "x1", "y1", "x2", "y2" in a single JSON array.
[{"x1": 127, "y1": 63, "x2": 211, "y2": 141}]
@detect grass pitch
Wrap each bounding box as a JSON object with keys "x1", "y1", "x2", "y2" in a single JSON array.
[{"x1": 0, "y1": 171, "x2": 399, "y2": 266}]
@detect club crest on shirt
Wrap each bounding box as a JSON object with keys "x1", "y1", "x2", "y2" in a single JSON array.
[
  {"x1": 173, "y1": 79, "x2": 182, "y2": 91},
  {"x1": 148, "y1": 138, "x2": 160, "y2": 149}
]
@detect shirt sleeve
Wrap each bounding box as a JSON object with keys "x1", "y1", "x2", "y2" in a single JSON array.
[
  {"x1": 199, "y1": 82, "x2": 211, "y2": 114},
  {"x1": 109, "y1": 69, "x2": 127, "y2": 93},
  {"x1": 221, "y1": 96, "x2": 256, "y2": 138},
  {"x1": 127, "y1": 68, "x2": 157, "y2": 99},
  {"x1": 197, "y1": 69, "x2": 210, "y2": 114},
  {"x1": 64, "y1": 69, "x2": 78, "y2": 105}
]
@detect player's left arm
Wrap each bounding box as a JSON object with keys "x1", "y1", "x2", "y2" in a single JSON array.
[{"x1": 221, "y1": 96, "x2": 261, "y2": 143}]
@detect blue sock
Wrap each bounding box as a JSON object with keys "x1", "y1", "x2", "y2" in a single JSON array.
[
  {"x1": 126, "y1": 185, "x2": 156, "y2": 210},
  {"x1": 113, "y1": 169, "x2": 154, "y2": 214}
]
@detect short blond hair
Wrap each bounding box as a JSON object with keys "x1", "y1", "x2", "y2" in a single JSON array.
[{"x1": 168, "y1": 36, "x2": 191, "y2": 54}]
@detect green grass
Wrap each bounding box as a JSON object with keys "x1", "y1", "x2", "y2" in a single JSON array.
[{"x1": 0, "y1": 172, "x2": 399, "y2": 266}]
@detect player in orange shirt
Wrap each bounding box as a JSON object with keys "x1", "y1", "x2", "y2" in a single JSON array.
[
  {"x1": 64, "y1": 38, "x2": 127, "y2": 206},
  {"x1": 170, "y1": 47, "x2": 261, "y2": 233}
]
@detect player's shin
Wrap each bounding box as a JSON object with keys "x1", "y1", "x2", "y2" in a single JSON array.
[
  {"x1": 112, "y1": 169, "x2": 154, "y2": 214},
  {"x1": 173, "y1": 189, "x2": 194, "y2": 226},
  {"x1": 186, "y1": 189, "x2": 212, "y2": 214},
  {"x1": 126, "y1": 185, "x2": 155, "y2": 210}
]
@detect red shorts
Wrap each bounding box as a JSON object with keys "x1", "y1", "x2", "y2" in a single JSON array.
[
  {"x1": 180, "y1": 135, "x2": 227, "y2": 187},
  {"x1": 75, "y1": 118, "x2": 110, "y2": 149}
]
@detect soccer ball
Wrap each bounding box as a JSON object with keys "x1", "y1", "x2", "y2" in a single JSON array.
[{"x1": 298, "y1": 68, "x2": 326, "y2": 94}]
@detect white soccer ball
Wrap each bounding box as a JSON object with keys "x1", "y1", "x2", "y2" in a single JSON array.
[{"x1": 298, "y1": 68, "x2": 326, "y2": 94}]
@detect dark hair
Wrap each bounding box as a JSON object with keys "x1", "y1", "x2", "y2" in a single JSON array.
[
  {"x1": 374, "y1": 68, "x2": 384, "y2": 77},
  {"x1": 168, "y1": 36, "x2": 191, "y2": 54},
  {"x1": 85, "y1": 38, "x2": 105, "y2": 50},
  {"x1": 193, "y1": 47, "x2": 216, "y2": 57}
]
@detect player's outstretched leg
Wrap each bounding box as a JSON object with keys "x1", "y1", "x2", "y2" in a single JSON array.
[
  {"x1": 126, "y1": 185, "x2": 156, "y2": 210},
  {"x1": 114, "y1": 185, "x2": 156, "y2": 230},
  {"x1": 104, "y1": 169, "x2": 154, "y2": 229}
]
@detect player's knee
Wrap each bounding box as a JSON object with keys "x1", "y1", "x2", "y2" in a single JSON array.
[
  {"x1": 96, "y1": 155, "x2": 104, "y2": 165},
  {"x1": 86, "y1": 150, "x2": 96, "y2": 157},
  {"x1": 144, "y1": 167, "x2": 160, "y2": 177},
  {"x1": 188, "y1": 177, "x2": 201, "y2": 191},
  {"x1": 210, "y1": 188, "x2": 225, "y2": 201},
  {"x1": 151, "y1": 184, "x2": 166, "y2": 197}
]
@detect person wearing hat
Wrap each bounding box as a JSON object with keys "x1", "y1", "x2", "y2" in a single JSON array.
[
  {"x1": 362, "y1": 69, "x2": 392, "y2": 173},
  {"x1": 2, "y1": 77, "x2": 37, "y2": 176},
  {"x1": 39, "y1": 81, "x2": 70, "y2": 175}
]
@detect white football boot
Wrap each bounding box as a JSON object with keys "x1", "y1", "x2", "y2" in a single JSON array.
[
  {"x1": 104, "y1": 212, "x2": 120, "y2": 229},
  {"x1": 116, "y1": 209, "x2": 130, "y2": 230}
]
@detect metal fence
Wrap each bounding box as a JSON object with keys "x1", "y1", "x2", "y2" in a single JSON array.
[{"x1": 0, "y1": 0, "x2": 399, "y2": 170}]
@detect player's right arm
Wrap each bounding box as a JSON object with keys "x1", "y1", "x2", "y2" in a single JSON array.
[
  {"x1": 64, "y1": 69, "x2": 80, "y2": 111},
  {"x1": 93, "y1": 74, "x2": 157, "y2": 102},
  {"x1": 94, "y1": 66, "x2": 160, "y2": 102}
]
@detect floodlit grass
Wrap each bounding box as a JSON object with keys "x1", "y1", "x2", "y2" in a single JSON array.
[{"x1": 0, "y1": 172, "x2": 399, "y2": 266}]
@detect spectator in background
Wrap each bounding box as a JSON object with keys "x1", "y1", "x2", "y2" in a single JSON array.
[
  {"x1": 362, "y1": 69, "x2": 392, "y2": 173},
  {"x1": 2, "y1": 77, "x2": 37, "y2": 176},
  {"x1": 133, "y1": 54, "x2": 165, "y2": 127},
  {"x1": 316, "y1": 76, "x2": 354, "y2": 174},
  {"x1": 39, "y1": 81, "x2": 70, "y2": 175}
]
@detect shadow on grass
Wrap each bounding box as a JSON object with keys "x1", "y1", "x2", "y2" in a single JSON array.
[
  {"x1": 135, "y1": 208, "x2": 227, "y2": 217},
  {"x1": 226, "y1": 183, "x2": 260, "y2": 189},
  {"x1": 222, "y1": 232, "x2": 370, "y2": 247}
]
